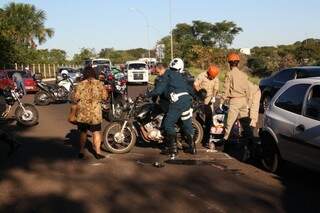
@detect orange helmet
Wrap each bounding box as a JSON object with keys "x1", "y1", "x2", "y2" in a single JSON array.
[
  {"x1": 207, "y1": 65, "x2": 220, "y2": 78},
  {"x1": 227, "y1": 52, "x2": 240, "y2": 62}
]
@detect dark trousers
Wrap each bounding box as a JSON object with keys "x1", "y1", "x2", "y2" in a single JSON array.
[
  {"x1": 163, "y1": 99, "x2": 193, "y2": 137},
  {"x1": 202, "y1": 104, "x2": 213, "y2": 144},
  {"x1": 16, "y1": 80, "x2": 26, "y2": 95}
]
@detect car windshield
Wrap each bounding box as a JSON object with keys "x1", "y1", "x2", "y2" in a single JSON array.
[
  {"x1": 128, "y1": 63, "x2": 146, "y2": 70},
  {"x1": 93, "y1": 60, "x2": 110, "y2": 65},
  {"x1": 7, "y1": 71, "x2": 30, "y2": 78}
]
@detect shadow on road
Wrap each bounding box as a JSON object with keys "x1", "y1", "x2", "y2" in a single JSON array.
[
  {"x1": 0, "y1": 194, "x2": 89, "y2": 213},
  {"x1": 1, "y1": 121, "x2": 320, "y2": 212}
]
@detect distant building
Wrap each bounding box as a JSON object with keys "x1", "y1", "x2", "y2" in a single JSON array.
[{"x1": 240, "y1": 48, "x2": 251, "y2": 56}]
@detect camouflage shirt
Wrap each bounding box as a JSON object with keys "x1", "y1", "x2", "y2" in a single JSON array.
[{"x1": 74, "y1": 79, "x2": 107, "y2": 125}]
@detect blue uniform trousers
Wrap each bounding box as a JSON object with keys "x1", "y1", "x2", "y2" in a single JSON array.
[{"x1": 163, "y1": 96, "x2": 194, "y2": 137}]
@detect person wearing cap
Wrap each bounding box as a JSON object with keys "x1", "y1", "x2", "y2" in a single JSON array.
[
  {"x1": 221, "y1": 53, "x2": 253, "y2": 144},
  {"x1": 194, "y1": 65, "x2": 220, "y2": 150}
]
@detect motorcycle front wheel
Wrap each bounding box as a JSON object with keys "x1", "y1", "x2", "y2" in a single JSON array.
[
  {"x1": 103, "y1": 122, "x2": 136, "y2": 154},
  {"x1": 107, "y1": 98, "x2": 124, "y2": 122},
  {"x1": 15, "y1": 103, "x2": 39, "y2": 127}
]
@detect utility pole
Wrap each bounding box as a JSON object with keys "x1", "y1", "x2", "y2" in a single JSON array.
[{"x1": 169, "y1": 0, "x2": 173, "y2": 60}]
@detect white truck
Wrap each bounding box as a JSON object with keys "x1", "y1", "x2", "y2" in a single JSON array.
[{"x1": 125, "y1": 60, "x2": 149, "y2": 84}]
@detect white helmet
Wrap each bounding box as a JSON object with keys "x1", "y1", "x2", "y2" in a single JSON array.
[
  {"x1": 61, "y1": 70, "x2": 69, "y2": 76},
  {"x1": 169, "y1": 58, "x2": 184, "y2": 73},
  {"x1": 61, "y1": 70, "x2": 69, "y2": 80}
]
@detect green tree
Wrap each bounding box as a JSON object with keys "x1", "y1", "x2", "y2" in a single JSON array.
[
  {"x1": 72, "y1": 48, "x2": 96, "y2": 65},
  {"x1": 211, "y1": 20, "x2": 243, "y2": 48},
  {"x1": 48, "y1": 49, "x2": 67, "y2": 64},
  {"x1": 1, "y1": 2, "x2": 54, "y2": 48},
  {"x1": 159, "y1": 20, "x2": 242, "y2": 66},
  {"x1": 294, "y1": 39, "x2": 320, "y2": 65}
]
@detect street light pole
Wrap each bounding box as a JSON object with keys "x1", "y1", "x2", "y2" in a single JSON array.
[
  {"x1": 169, "y1": 0, "x2": 173, "y2": 60},
  {"x1": 130, "y1": 8, "x2": 151, "y2": 59}
]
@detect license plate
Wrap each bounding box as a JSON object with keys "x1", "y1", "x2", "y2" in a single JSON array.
[{"x1": 134, "y1": 74, "x2": 143, "y2": 80}]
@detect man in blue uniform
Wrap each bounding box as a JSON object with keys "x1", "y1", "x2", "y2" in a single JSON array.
[{"x1": 147, "y1": 58, "x2": 195, "y2": 159}]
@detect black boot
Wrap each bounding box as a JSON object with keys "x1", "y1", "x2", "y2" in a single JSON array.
[
  {"x1": 239, "y1": 117, "x2": 254, "y2": 140},
  {"x1": 185, "y1": 134, "x2": 196, "y2": 154},
  {"x1": 167, "y1": 134, "x2": 177, "y2": 160}
]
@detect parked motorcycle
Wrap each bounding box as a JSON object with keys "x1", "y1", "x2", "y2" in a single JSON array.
[
  {"x1": 102, "y1": 96, "x2": 203, "y2": 154},
  {"x1": 0, "y1": 88, "x2": 38, "y2": 127},
  {"x1": 34, "y1": 77, "x2": 73, "y2": 106},
  {"x1": 102, "y1": 73, "x2": 128, "y2": 122}
]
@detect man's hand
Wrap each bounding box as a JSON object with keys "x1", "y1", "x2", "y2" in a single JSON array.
[{"x1": 250, "y1": 119, "x2": 256, "y2": 128}]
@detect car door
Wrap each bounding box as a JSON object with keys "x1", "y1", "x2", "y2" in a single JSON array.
[
  {"x1": 269, "y1": 83, "x2": 310, "y2": 162},
  {"x1": 293, "y1": 83, "x2": 320, "y2": 170},
  {"x1": 271, "y1": 69, "x2": 297, "y2": 96}
]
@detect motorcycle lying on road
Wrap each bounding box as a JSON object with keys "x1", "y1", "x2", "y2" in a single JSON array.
[
  {"x1": 102, "y1": 96, "x2": 204, "y2": 154},
  {"x1": 0, "y1": 88, "x2": 39, "y2": 127},
  {"x1": 34, "y1": 76, "x2": 74, "y2": 106},
  {"x1": 102, "y1": 73, "x2": 128, "y2": 122},
  {"x1": 198, "y1": 102, "x2": 262, "y2": 162}
]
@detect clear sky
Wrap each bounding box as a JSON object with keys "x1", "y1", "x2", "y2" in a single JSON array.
[{"x1": 1, "y1": 0, "x2": 320, "y2": 57}]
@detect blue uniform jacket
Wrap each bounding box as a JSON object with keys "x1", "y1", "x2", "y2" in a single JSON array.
[{"x1": 148, "y1": 69, "x2": 194, "y2": 101}]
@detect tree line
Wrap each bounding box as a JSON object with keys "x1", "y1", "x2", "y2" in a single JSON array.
[{"x1": 248, "y1": 38, "x2": 320, "y2": 77}]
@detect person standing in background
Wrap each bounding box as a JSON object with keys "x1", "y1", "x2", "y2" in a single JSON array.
[{"x1": 12, "y1": 71, "x2": 26, "y2": 95}]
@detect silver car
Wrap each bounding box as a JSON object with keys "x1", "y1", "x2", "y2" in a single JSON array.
[
  {"x1": 55, "y1": 67, "x2": 82, "y2": 85},
  {"x1": 261, "y1": 77, "x2": 320, "y2": 173}
]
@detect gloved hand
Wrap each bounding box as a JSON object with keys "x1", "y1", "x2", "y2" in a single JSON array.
[{"x1": 219, "y1": 103, "x2": 224, "y2": 111}]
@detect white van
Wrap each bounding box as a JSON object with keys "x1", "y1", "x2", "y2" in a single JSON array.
[
  {"x1": 125, "y1": 60, "x2": 149, "y2": 84},
  {"x1": 84, "y1": 58, "x2": 112, "y2": 68}
]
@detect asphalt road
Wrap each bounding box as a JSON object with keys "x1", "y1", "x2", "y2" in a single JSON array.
[{"x1": 1, "y1": 85, "x2": 320, "y2": 213}]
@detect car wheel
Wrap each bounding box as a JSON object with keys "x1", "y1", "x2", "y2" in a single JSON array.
[{"x1": 260, "y1": 133, "x2": 281, "y2": 173}]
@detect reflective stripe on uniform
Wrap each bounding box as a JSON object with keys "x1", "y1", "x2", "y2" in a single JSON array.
[
  {"x1": 181, "y1": 108, "x2": 193, "y2": 120},
  {"x1": 176, "y1": 92, "x2": 189, "y2": 98}
]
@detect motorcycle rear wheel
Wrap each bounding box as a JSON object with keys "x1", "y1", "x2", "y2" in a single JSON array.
[
  {"x1": 103, "y1": 122, "x2": 136, "y2": 154},
  {"x1": 34, "y1": 91, "x2": 51, "y2": 106},
  {"x1": 191, "y1": 119, "x2": 203, "y2": 145},
  {"x1": 177, "y1": 119, "x2": 203, "y2": 145}
]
